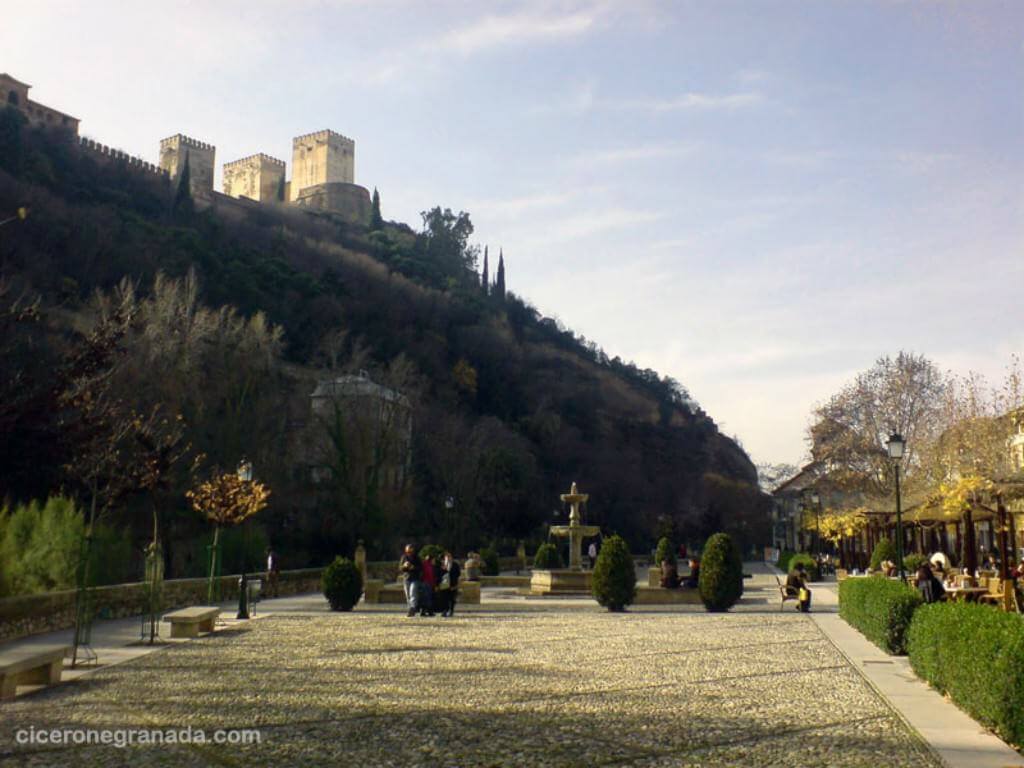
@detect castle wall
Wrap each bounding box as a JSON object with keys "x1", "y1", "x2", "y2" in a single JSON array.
[
  {"x1": 292, "y1": 182, "x2": 371, "y2": 226},
  {"x1": 290, "y1": 130, "x2": 354, "y2": 201},
  {"x1": 79, "y1": 137, "x2": 169, "y2": 178},
  {"x1": 159, "y1": 134, "x2": 215, "y2": 198},
  {"x1": 1, "y1": 73, "x2": 79, "y2": 135},
  {"x1": 223, "y1": 153, "x2": 285, "y2": 203}
]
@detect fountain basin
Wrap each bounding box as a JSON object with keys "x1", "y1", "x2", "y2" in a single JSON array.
[{"x1": 529, "y1": 569, "x2": 593, "y2": 596}]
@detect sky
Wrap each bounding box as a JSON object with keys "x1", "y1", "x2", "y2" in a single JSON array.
[{"x1": 4, "y1": 1, "x2": 1022, "y2": 467}]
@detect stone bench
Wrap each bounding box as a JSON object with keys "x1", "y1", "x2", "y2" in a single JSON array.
[
  {"x1": 633, "y1": 586, "x2": 703, "y2": 605},
  {"x1": 480, "y1": 575, "x2": 530, "y2": 588},
  {"x1": 164, "y1": 606, "x2": 220, "y2": 638},
  {"x1": 0, "y1": 644, "x2": 69, "y2": 701}
]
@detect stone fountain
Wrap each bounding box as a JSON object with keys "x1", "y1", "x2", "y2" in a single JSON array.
[{"x1": 530, "y1": 482, "x2": 601, "y2": 595}]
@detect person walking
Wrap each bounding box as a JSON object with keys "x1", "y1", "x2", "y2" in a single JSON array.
[
  {"x1": 399, "y1": 544, "x2": 422, "y2": 618},
  {"x1": 265, "y1": 547, "x2": 280, "y2": 598},
  {"x1": 440, "y1": 551, "x2": 461, "y2": 617}
]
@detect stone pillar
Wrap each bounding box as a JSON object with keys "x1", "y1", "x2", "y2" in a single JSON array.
[{"x1": 354, "y1": 541, "x2": 367, "y2": 585}]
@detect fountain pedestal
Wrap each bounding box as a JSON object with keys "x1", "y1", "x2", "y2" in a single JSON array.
[{"x1": 530, "y1": 482, "x2": 601, "y2": 596}]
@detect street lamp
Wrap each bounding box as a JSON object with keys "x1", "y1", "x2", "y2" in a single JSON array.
[
  {"x1": 886, "y1": 432, "x2": 907, "y2": 583},
  {"x1": 236, "y1": 459, "x2": 253, "y2": 619}
]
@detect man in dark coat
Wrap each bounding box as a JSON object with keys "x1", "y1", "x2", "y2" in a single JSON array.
[
  {"x1": 441, "y1": 551, "x2": 461, "y2": 617},
  {"x1": 399, "y1": 544, "x2": 422, "y2": 617}
]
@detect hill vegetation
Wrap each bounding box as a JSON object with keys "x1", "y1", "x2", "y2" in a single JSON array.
[{"x1": 0, "y1": 108, "x2": 766, "y2": 581}]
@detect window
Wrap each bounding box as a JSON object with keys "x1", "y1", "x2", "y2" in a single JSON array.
[{"x1": 7, "y1": 90, "x2": 18, "y2": 106}]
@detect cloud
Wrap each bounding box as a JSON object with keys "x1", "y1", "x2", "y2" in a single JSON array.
[
  {"x1": 575, "y1": 142, "x2": 699, "y2": 164},
  {"x1": 468, "y1": 191, "x2": 578, "y2": 220},
  {"x1": 434, "y1": 9, "x2": 599, "y2": 55},
  {"x1": 549, "y1": 208, "x2": 663, "y2": 241},
  {"x1": 606, "y1": 91, "x2": 764, "y2": 113}
]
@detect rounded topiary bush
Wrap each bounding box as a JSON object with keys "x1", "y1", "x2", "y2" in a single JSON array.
[
  {"x1": 480, "y1": 547, "x2": 500, "y2": 576},
  {"x1": 591, "y1": 535, "x2": 636, "y2": 612},
  {"x1": 788, "y1": 553, "x2": 820, "y2": 582},
  {"x1": 533, "y1": 542, "x2": 563, "y2": 570},
  {"x1": 698, "y1": 532, "x2": 743, "y2": 612},
  {"x1": 903, "y1": 553, "x2": 927, "y2": 575},
  {"x1": 869, "y1": 538, "x2": 898, "y2": 572},
  {"x1": 321, "y1": 556, "x2": 363, "y2": 611},
  {"x1": 419, "y1": 543, "x2": 444, "y2": 562},
  {"x1": 655, "y1": 537, "x2": 677, "y2": 567}
]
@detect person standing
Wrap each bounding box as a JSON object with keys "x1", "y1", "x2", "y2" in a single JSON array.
[
  {"x1": 421, "y1": 553, "x2": 437, "y2": 616},
  {"x1": 683, "y1": 558, "x2": 700, "y2": 589},
  {"x1": 399, "y1": 544, "x2": 422, "y2": 618},
  {"x1": 440, "y1": 551, "x2": 461, "y2": 617},
  {"x1": 265, "y1": 547, "x2": 280, "y2": 598}
]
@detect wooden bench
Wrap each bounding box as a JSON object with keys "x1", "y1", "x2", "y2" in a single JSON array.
[
  {"x1": 775, "y1": 575, "x2": 798, "y2": 612},
  {"x1": 0, "y1": 644, "x2": 70, "y2": 701},
  {"x1": 164, "y1": 606, "x2": 220, "y2": 638}
]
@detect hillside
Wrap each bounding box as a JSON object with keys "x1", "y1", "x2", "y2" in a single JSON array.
[{"x1": 0, "y1": 108, "x2": 765, "y2": 575}]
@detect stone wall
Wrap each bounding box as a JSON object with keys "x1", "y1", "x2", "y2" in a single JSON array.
[
  {"x1": 292, "y1": 182, "x2": 371, "y2": 225},
  {"x1": 159, "y1": 134, "x2": 216, "y2": 198},
  {"x1": 290, "y1": 129, "x2": 355, "y2": 200},
  {"x1": 223, "y1": 153, "x2": 285, "y2": 203},
  {"x1": 0, "y1": 568, "x2": 321, "y2": 644}
]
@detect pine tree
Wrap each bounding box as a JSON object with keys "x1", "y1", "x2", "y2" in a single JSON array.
[
  {"x1": 481, "y1": 246, "x2": 489, "y2": 296},
  {"x1": 371, "y1": 187, "x2": 383, "y2": 230},
  {"x1": 173, "y1": 153, "x2": 194, "y2": 217},
  {"x1": 495, "y1": 249, "x2": 506, "y2": 300}
]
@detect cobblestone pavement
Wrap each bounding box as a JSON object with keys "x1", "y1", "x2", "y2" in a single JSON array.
[{"x1": 0, "y1": 609, "x2": 940, "y2": 767}]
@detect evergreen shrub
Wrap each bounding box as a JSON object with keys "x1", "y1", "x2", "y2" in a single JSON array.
[
  {"x1": 869, "y1": 538, "x2": 898, "y2": 572},
  {"x1": 591, "y1": 535, "x2": 636, "y2": 611},
  {"x1": 533, "y1": 543, "x2": 562, "y2": 569},
  {"x1": 655, "y1": 537, "x2": 676, "y2": 567},
  {"x1": 419, "y1": 544, "x2": 444, "y2": 562},
  {"x1": 903, "y1": 553, "x2": 928, "y2": 575},
  {"x1": 776, "y1": 549, "x2": 796, "y2": 573},
  {"x1": 907, "y1": 602, "x2": 1024, "y2": 745},
  {"x1": 788, "y1": 553, "x2": 820, "y2": 582},
  {"x1": 838, "y1": 576, "x2": 921, "y2": 654},
  {"x1": 698, "y1": 532, "x2": 744, "y2": 612},
  {"x1": 321, "y1": 556, "x2": 363, "y2": 611},
  {"x1": 480, "y1": 547, "x2": 500, "y2": 576}
]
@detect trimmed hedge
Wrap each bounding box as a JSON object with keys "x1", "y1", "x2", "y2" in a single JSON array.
[
  {"x1": 869, "y1": 538, "x2": 898, "y2": 572},
  {"x1": 908, "y1": 602, "x2": 1024, "y2": 745},
  {"x1": 788, "y1": 553, "x2": 820, "y2": 582},
  {"x1": 698, "y1": 533, "x2": 744, "y2": 612},
  {"x1": 591, "y1": 535, "x2": 636, "y2": 611},
  {"x1": 321, "y1": 557, "x2": 363, "y2": 612},
  {"x1": 838, "y1": 576, "x2": 922, "y2": 654},
  {"x1": 655, "y1": 537, "x2": 677, "y2": 567},
  {"x1": 533, "y1": 543, "x2": 562, "y2": 570},
  {"x1": 776, "y1": 549, "x2": 796, "y2": 574}
]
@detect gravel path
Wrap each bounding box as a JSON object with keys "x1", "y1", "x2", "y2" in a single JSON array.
[{"x1": 0, "y1": 609, "x2": 940, "y2": 767}]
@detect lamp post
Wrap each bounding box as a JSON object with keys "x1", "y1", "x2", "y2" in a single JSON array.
[
  {"x1": 887, "y1": 432, "x2": 906, "y2": 583},
  {"x1": 810, "y1": 492, "x2": 822, "y2": 561},
  {"x1": 236, "y1": 459, "x2": 253, "y2": 619}
]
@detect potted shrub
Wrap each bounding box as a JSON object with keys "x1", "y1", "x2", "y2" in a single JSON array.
[
  {"x1": 655, "y1": 536, "x2": 677, "y2": 567},
  {"x1": 698, "y1": 533, "x2": 743, "y2": 612},
  {"x1": 321, "y1": 556, "x2": 363, "y2": 611},
  {"x1": 533, "y1": 543, "x2": 563, "y2": 569},
  {"x1": 591, "y1": 535, "x2": 636, "y2": 611}
]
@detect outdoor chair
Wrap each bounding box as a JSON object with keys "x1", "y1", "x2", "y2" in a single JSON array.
[{"x1": 775, "y1": 575, "x2": 798, "y2": 611}]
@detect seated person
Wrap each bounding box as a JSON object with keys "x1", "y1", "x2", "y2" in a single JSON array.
[
  {"x1": 683, "y1": 558, "x2": 700, "y2": 588},
  {"x1": 930, "y1": 552, "x2": 950, "y2": 572},
  {"x1": 660, "y1": 559, "x2": 680, "y2": 589},
  {"x1": 786, "y1": 565, "x2": 812, "y2": 612},
  {"x1": 1014, "y1": 561, "x2": 1024, "y2": 580}
]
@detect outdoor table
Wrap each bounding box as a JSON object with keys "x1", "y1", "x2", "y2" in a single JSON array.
[{"x1": 945, "y1": 587, "x2": 988, "y2": 603}]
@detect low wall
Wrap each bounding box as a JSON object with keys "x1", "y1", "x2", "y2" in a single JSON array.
[{"x1": 0, "y1": 568, "x2": 322, "y2": 644}]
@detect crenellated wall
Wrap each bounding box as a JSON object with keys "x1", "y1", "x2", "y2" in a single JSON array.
[
  {"x1": 79, "y1": 137, "x2": 169, "y2": 177},
  {"x1": 223, "y1": 152, "x2": 286, "y2": 203}
]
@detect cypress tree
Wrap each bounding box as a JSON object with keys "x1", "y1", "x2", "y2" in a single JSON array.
[
  {"x1": 481, "y1": 245, "x2": 489, "y2": 296},
  {"x1": 371, "y1": 187, "x2": 383, "y2": 230},
  {"x1": 495, "y1": 249, "x2": 506, "y2": 299},
  {"x1": 277, "y1": 175, "x2": 286, "y2": 202},
  {"x1": 173, "y1": 153, "x2": 194, "y2": 217}
]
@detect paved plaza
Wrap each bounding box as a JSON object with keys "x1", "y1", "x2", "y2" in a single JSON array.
[{"x1": 1, "y1": 595, "x2": 940, "y2": 768}]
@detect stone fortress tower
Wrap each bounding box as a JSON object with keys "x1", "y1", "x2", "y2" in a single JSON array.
[
  {"x1": 222, "y1": 153, "x2": 286, "y2": 203},
  {"x1": 290, "y1": 129, "x2": 354, "y2": 198},
  {"x1": 159, "y1": 134, "x2": 215, "y2": 199}
]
